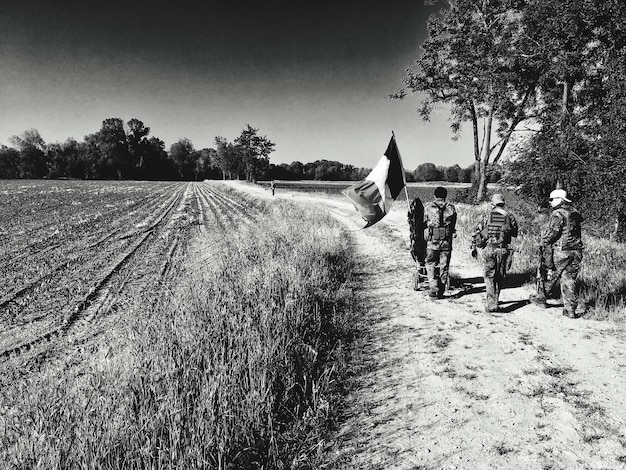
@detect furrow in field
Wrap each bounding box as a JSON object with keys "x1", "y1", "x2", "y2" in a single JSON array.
[
  {"x1": 0, "y1": 182, "x2": 178, "y2": 263},
  {"x1": 0, "y1": 182, "x2": 182, "y2": 299},
  {"x1": 0, "y1": 183, "x2": 185, "y2": 305},
  {"x1": 0, "y1": 183, "x2": 190, "y2": 361},
  {"x1": 198, "y1": 182, "x2": 255, "y2": 224}
]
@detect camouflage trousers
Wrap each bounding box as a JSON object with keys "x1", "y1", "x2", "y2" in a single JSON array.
[
  {"x1": 482, "y1": 246, "x2": 511, "y2": 310},
  {"x1": 426, "y1": 249, "x2": 451, "y2": 297},
  {"x1": 549, "y1": 250, "x2": 583, "y2": 315}
]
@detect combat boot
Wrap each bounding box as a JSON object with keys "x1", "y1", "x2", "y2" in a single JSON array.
[
  {"x1": 562, "y1": 309, "x2": 579, "y2": 319},
  {"x1": 575, "y1": 302, "x2": 587, "y2": 318},
  {"x1": 529, "y1": 293, "x2": 548, "y2": 309}
]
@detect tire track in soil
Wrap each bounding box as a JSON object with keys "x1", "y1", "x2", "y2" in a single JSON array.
[
  {"x1": 0, "y1": 182, "x2": 179, "y2": 271},
  {"x1": 0, "y1": 182, "x2": 182, "y2": 304},
  {"x1": 0, "y1": 183, "x2": 190, "y2": 362},
  {"x1": 0, "y1": 182, "x2": 254, "y2": 366}
]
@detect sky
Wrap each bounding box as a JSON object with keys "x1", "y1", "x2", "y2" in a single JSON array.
[{"x1": 0, "y1": 0, "x2": 474, "y2": 171}]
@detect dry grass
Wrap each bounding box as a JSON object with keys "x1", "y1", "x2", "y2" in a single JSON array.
[{"x1": 0, "y1": 200, "x2": 356, "y2": 469}]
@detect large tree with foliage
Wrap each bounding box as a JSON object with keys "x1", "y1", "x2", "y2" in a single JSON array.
[
  {"x1": 9, "y1": 129, "x2": 48, "y2": 178},
  {"x1": 234, "y1": 125, "x2": 275, "y2": 182},
  {"x1": 0, "y1": 146, "x2": 20, "y2": 178},
  {"x1": 393, "y1": 0, "x2": 542, "y2": 201},
  {"x1": 505, "y1": 0, "x2": 626, "y2": 235},
  {"x1": 169, "y1": 138, "x2": 196, "y2": 180},
  {"x1": 91, "y1": 118, "x2": 130, "y2": 179},
  {"x1": 214, "y1": 136, "x2": 241, "y2": 180}
]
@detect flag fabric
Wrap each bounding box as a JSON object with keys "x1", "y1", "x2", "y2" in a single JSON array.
[{"x1": 344, "y1": 135, "x2": 406, "y2": 228}]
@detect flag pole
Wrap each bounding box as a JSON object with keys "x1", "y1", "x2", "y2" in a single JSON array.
[{"x1": 392, "y1": 130, "x2": 411, "y2": 210}]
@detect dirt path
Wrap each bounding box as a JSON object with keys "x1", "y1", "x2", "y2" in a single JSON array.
[{"x1": 229, "y1": 182, "x2": 626, "y2": 470}]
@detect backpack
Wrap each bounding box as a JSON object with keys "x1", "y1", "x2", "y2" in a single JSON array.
[
  {"x1": 477, "y1": 207, "x2": 511, "y2": 248},
  {"x1": 426, "y1": 203, "x2": 451, "y2": 241},
  {"x1": 407, "y1": 197, "x2": 426, "y2": 263}
]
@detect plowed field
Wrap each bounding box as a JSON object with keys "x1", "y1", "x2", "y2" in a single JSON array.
[{"x1": 0, "y1": 180, "x2": 254, "y2": 366}]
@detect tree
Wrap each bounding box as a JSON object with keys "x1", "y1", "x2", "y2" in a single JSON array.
[
  {"x1": 504, "y1": 0, "x2": 626, "y2": 234},
  {"x1": 0, "y1": 146, "x2": 20, "y2": 178},
  {"x1": 214, "y1": 136, "x2": 241, "y2": 180},
  {"x1": 126, "y1": 118, "x2": 151, "y2": 179},
  {"x1": 234, "y1": 125, "x2": 275, "y2": 182},
  {"x1": 142, "y1": 137, "x2": 176, "y2": 180},
  {"x1": 169, "y1": 138, "x2": 196, "y2": 180},
  {"x1": 393, "y1": 0, "x2": 542, "y2": 201},
  {"x1": 194, "y1": 148, "x2": 221, "y2": 180},
  {"x1": 414, "y1": 162, "x2": 443, "y2": 182},
  {"x1": 93, "y1": 118, "x2": 129, "y2": 179},
  {"x1": 9, "y1": 129, "x2": 48, "y2": 178},
  {"x1": 444, "y1": 164, "x2": 461, "y2": 182}
]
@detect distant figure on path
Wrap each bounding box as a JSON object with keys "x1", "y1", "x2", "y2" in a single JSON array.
[
  {"x1": 529, "y1": 189, "x2": 585, "y2": 318},
  {"x1": 471, "y1": 193, "x2": 519, "y2": 313},
  {"x1": 270, "y1": 180, "x2": 276, "y2": 196},
  {"x1": 423, "y1": 187, "x2": 456, "y2": 299}
]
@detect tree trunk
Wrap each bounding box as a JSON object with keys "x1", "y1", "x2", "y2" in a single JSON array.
[
  {"x1": 614, "y1": 199, "x2": 626, "y2": 242},
  {"x1": 470, "y1": 102, "x2": 482, "y2": 197},
  {"x1": 476, "y1": 161, "x2": 490, "y2": 202},
  {"x1": 475, "y1": 104, "x2": 495, "y2": 202}
]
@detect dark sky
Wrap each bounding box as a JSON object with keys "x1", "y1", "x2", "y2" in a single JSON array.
[{"x1": 0, "y1": 0, "x2": 473, "y2": 169}]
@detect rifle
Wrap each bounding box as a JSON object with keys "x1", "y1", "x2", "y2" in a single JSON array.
[
  {"x1": 536, "y1": 244, "x2": 561, "y2": 297},
  {"x1": 535, "y1": 245, "x2": 547, "y2": 296}
]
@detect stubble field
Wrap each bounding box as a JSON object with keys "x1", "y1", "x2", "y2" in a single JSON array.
[{"x1": 0, "y1": 179, "x2": 355, "y2": 469}]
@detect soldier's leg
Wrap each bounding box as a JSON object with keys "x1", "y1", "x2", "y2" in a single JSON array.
[
  {"x1": 425, "y1": 249, "x2": 441, "y2": 298},
  {"x1": 438, "y1": 250, "x2": 451, "y2": 297},
  {"x1": 482, "y1": 248, "x2": 498, "y2": 311},
  {"x1": 494, "y1": 249, "x2": 509, "y2": 302},
  {"x1": 559, "y1": 251, "x2": 582, "y2": 317}
]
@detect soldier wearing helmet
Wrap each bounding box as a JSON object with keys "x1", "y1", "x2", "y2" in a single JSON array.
[
  {"x1": 529, "y1": 189, "x2": 585, "y2": 318},
  {"x1": 471, "y1": 193, "x2": 519, "y2": 313}
]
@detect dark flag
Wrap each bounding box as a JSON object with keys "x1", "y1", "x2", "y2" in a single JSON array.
[{"x1": 344, "y1": 135, "x2": 406, "y2": 228}]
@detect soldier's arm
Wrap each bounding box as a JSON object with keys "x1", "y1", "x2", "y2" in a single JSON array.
[
  {"x1": 450, "y1": 205, "x2": 458, "y2": 234},
  {"x1": 541, "y1": 211, "x2": 564, "y2": 246},
  {"x1": 509, "y1": 214, "x2": 519, "y2": 238},
  {"x1": 470, "y1": 216, "x2": 486, "y2": 249}
]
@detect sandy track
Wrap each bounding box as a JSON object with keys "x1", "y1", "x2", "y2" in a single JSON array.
[{"x1": 230, "y1": 181, "x2": 626, "y2": 470}]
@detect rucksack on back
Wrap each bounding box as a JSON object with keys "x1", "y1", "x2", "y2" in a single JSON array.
[
  {"x1": 477, "y1": 207, "x2": 511, "y2": 247},
  {"x1": 426, "y1": 203, "x2": 451, "y2": 241}
]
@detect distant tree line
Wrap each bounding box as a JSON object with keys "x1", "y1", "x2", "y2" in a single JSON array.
[
  {"x1": 261, "y1": 161, "x2": 484, "y2": 183},
  {"x1": 0, "y1": 119, "x2": 276, "y2": 182},
  {"x1": 0, "y1": 118, "x2": 482, "y2": 185},
  {"x1": 264, "y1": 160, "x2": 370, "y2": 181},
  {"x1": 410, "y1": 163, "x2": 499, "y2": 184}
]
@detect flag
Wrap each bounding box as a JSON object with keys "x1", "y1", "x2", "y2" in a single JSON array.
[{"x1": 344, "y1": 134, "x2": 406, "y2": 228}]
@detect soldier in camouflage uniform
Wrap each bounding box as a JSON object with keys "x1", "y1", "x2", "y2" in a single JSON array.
[
  {"x1": 529, "y1": 189, "x2": 585, "y2": 318},
  {"x1": 423, "y1": 187, "x2": 457, "y2": 299},
  {"x1": 471, "y1": 193, "x2": 519, "y2": 313}
]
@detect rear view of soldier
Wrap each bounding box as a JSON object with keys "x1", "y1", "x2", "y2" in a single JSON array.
[
  {"x1": 471, "y1": 193, "x2": 519, "y2": 313},
  {"x1": 423, "y1": 187, "x2": 457, "y2": 299},
  {"x1": 529, "y1": 189, "x2": 585, "y2": 318}
]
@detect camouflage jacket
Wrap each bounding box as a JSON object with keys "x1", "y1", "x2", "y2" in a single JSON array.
[
  {"x1": 423, "y1": 198, "x2": 456, "y2": 251},
  {"x1": 471, "y1": 206, "x2": 519, "y2": 249},
  {"x1": 541, "y1": 203, "x2": 583, "y2": 252}
]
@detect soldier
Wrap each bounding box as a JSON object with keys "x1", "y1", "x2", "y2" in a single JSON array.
[
  {"x1": 529, "y1": 189, "x2": 585, "y2": 318},
  {"x1": 471, "y1": 193, "x2": 519, "y2": 313},
  {"x1": 423, "y1": 187, "x2": 457, "y2": 299}
]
